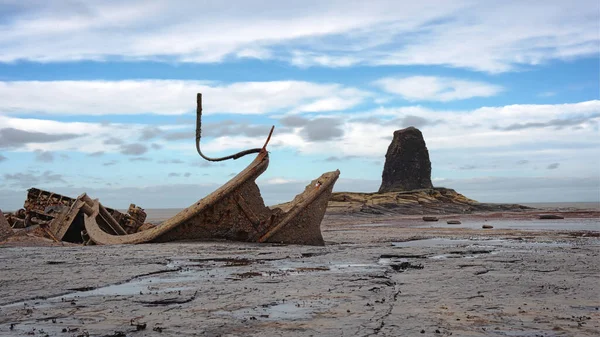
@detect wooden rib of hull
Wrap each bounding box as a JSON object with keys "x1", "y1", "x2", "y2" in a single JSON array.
[{"x1": 83, "y1": 150, "x2": 339, "y2": 246}]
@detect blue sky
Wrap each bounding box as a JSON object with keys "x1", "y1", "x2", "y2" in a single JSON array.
[{"x1": 0, "y1": 0, "x2": 599, "y2": 210}]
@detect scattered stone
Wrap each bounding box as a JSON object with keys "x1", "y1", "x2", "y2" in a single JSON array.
[
  {"x1": 482, "y1": 224, "x2": 494, "y2": 229},
  {"x1": 379, "y1": 127, "x2": 433, "y2": 193},
  {"x1": 446, "y1": 220, "x2": 462, "y2": 224},
  {"x1": 423, "y1": 216, "x2": 438, "y2": 222},
  {"x1": 539, "y1": 214, "x2": 565, "y2": 220}
]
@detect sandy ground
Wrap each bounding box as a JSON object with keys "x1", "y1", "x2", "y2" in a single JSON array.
[{"x1": 0, "y1": 211, "x2": 599, "y2": 336}]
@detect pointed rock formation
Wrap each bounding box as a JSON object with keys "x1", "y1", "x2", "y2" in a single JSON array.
[{"x1": 378, "y1": 127, "x2": 433, "y2": 193}]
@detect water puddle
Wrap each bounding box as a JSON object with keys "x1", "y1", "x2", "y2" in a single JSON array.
[
  {"x1": 392, "y1": 238, "x2": 506, "y2": 248},
  {"x1": 417, "y1": 218, "x2": 600, "y2": 231},
  {"x1": 392, "y1": 238, "x2": 573, "y2": 249},
  {"x1": 215, "y1": 299, "x2": 332, "y2": 321},
  {"x1": 491, "y1": 330, "x2": 564, "y2": 337}
]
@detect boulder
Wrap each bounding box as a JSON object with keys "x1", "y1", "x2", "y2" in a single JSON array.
[
  {"x1": 379, "y1": 127, "x2": 433, "y2": 193},
  {"x1": 0, "y1": 209, "x2": 14, "y2": 241},
  {"x1": 423, "y1": 216, "x2": 439, "y2": 222},
  {"x1": 482, "y1": 224, "x2": 494, "y2": 229}
]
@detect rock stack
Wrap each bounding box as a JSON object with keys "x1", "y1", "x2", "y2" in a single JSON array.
[{"x1": 378, "y1": 127, "x2": 433, "y2": 193}]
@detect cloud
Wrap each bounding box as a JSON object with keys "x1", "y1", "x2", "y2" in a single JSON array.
[
  {"x1": 192, "y1": 100, "x2": 600, "y2": 176},
  {"x1": 129, "y1": 157, "x2": 152, "y2": 162},
  {"x1": 139, "y1": 126, "x2": 163, "y2": 141},
  {"x1": 103, "y1": 160, "x2": 118, "y2": 166},
  {"x1": 34, "y1": 150, "x2": 54, "y2": 163},
  {"x1": 0, "y1": 127, "x2": 81, "y2": 149},
  {"x1": 324, "y1": 156, "x2": 358, "y2": 162},
  {"x1": 163, "y1": 131, "x2": 194, "y2": 141},
  {"x1": 493, "y1": 113, "x2": 600, "y2": 131},
  {"x1": 103, "y1": 137, "x2": 124, "y2": 145},
  {"x1": 0, "y1": 1, "x2": 596, "y2": 73},
  {"x1": 396, "y1": 115, "x2": 430, "y2": 129},
  {"x1": 547, "y1": 163, "x2": 560, "y2": 170},
  {"x1": 3, "y1": 170, "x2": 66, "y2": 188},
  {"x1": 120, "y1": 143, "x2": 148, "y2": 156},
  {"x1": 0, "y1": 80, "x2": 370, "y2": 116},
  {"x1": 168, "y1": 172, "x2": 180, "y2": 177},
  {"x1": 459, "y1": 165, "x2": 477, "y2": 170},
  {"x1": 538, "y1": 91, "x2": 557, "y2": 97},
  {"x1": 279, "y1": 115, "x2": 309, "y2": 127},
  {"x1": 0, "y1": 154, "x2": 6, "y2": 162},
  {"x1": 300, "y1": 118, "x2": 344, "y2": 141},
  {"x1": 374, "y1": 76, "x2": 503, "y2": 101},
  {"x1": 88, "y1": 151, "x2": 105, "y2": 157},
  {"x1": 158, "y1": 159, "x2": 185, "y2": 164}
]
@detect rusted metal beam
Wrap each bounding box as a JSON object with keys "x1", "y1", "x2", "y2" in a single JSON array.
[
  {"x1": 80, "y1": 194, "x2": 127, "y2": 235},
  {"x1": 0, "y1": 209, "x2": 14, "y2": 241}
]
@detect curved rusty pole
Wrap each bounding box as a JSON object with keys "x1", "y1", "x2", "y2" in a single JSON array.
[{"x1": 195, "y1": 93, "x2": 275, "y2": 161}]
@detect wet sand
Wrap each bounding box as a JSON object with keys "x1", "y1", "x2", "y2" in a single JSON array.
[{"x1": 0, "y1": 210, "x2": 599, "y2": 336}]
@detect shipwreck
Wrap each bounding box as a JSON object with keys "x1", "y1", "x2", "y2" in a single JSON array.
[{"x1": 2, "y1": 94, "x2": 340, "y2": 246}]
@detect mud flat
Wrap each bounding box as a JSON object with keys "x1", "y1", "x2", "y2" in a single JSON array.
[{"x1": 1, "y1": 210, "x2": 599, "y2": 336}]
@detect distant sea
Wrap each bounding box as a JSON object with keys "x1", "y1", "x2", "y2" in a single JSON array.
[
  {"x1": 143, "y1": 202, "x2": 599, "y2": 223},
  {"x1": 520, "y1": 202, "x2": 600, "y2": 210}
]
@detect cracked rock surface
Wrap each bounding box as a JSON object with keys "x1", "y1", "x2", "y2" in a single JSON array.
[{"x1": 0, "y1": 211, "x2": 598, "y2": 336}]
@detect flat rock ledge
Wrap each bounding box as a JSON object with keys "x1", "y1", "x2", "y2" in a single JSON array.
[{"x1": 327, "y1": 187, "x2": 531, "y2": 216}]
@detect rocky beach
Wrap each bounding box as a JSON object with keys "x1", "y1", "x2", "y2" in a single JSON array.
[{"x1": 1, "y1": 208, "x2": 599, "y2": 337}]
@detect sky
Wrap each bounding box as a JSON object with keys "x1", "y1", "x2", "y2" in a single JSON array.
[{"x1": 0, "y1": 0, "x2": 599, "y2": 210}]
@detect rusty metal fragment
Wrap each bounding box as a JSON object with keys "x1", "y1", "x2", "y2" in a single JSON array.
[
  {"x1": 82, "y1": 149, "x2": 339, "y2": 246},
  {"x1": 13, "y1": 188, "x2": 148, "y2": 243},
  {"x1": 0, "y1": 209, "x2": 14, "y2": 241}
]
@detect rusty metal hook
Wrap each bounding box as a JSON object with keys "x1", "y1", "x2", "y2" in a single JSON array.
[{"x1": 195, "y1": 93, "x2": 274, "y2": 161}]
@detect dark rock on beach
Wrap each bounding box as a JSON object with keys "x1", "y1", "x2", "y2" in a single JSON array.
[
  {"x1": 327, "y1": 126, "x2": 532, "y2": 216},
  {"x1": 379, "y1": 127, "x2": 433, "y2": 193}
]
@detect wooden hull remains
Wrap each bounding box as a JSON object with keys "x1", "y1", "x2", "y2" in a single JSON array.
[{"x1": 83, "y1": 150, "x2": 340, "y2": 246}]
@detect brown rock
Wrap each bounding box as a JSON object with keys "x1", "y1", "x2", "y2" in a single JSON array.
[
  {"x1": 423, "y1": 216, "x2": 438, "y2": 222},
  {"x1": 379, "y1": 127, "x2": 433, "y2": 193},
  {"x1": 482, "y1": 224, "x2": 494, "y2": 229},
  {"x1": 0, "y1": 209, "x2": 14, "y2": 241},
  {"x1": 446, "y1": 220, "x2": 462, "y2": 224}
]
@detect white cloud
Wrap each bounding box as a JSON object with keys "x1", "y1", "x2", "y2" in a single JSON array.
[
  {"x1": 261, "y1": 177, "x2": 298, "y2": 185},
  {"x1": 2, "y1": 100, "x2": 598, "y2": 188},
  {"x1": 373, "y1": 76, "x2": 503, "y2": 101},
  {"x1": 0, "y1": 1, "x2": 597, "y2": 72},
  {"x1": 0, "y1": 80, "x2": 370, "y2": 116},
  {"x1": 538, "y1": 91, "x2": 557, "y2": 97},
  {"x1": 183, "y1": 100, "x2": 600, "y2": 161}
]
